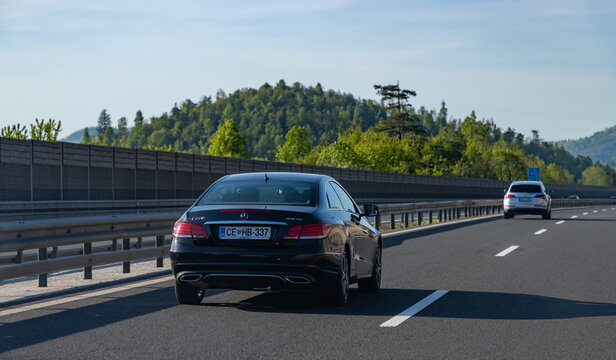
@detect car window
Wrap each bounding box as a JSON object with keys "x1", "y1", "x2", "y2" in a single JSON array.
[
  {"x1": 198, "y1": 181, "x2": 315, "y2": 206},
  {"x1": 510, "y1": 185, "x2": 542, "y2": 193},
  {"x1": 326, "y1": 183, "x2": 344, "y2": 210},
  {"x1": 331, "y1": 183, "x2": 357, "y2": 213}
]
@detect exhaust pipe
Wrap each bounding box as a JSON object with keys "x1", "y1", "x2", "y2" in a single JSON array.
[
  {"x1": 284, "y1": 276, "x2": 311, "y2": 285},
  {"x1": 179, "y1": 274, "x2": 202, "y2": 282}
]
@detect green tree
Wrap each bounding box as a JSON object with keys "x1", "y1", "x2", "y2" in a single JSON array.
[
  {"x1": 97, "y1": 109, "x2": 111, "y2": 136},
  {"x1": 373, "y1": 82, "x2": 424, "y2": 143},
  {"x1": 30, "y1": 118, "x2": 62, "y2": 141},
  {"x1": 436, "y1": 101, "x2": 448, "y2": 130},
  {"x1": 117, "y1": 117, "x2": 128, "y2": 145},
  {"x1": 207, "y1": 119, "x2": 249, "y2": 157},
  {"x1": 581, "y1": 164, "x2": 611, "y2": 186},
  {"x1": 276, "y1": 126, "x2": 311, "y2": 162},
  {"x1": 81, "y1": 128, "x2": 91, "y2": 144},
  {"x1": 102, "y1": 126, "x2": 115, "y2": 146},
  {"x1": 1, "y1": 123, "x2": 28, "y2": 139},
  {"x1": 542, "y1": 163, "x2": 574, "y2": 184}
]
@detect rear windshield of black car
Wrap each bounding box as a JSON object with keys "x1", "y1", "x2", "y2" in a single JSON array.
[
  {"x1": 198, "y1": 181, "x2": 316, "y2": 206},
  {"x1": 510, "y1": 185, "x2": 542, "y2": 193}
]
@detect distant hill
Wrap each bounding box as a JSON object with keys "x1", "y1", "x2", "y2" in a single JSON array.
[
  {"x1": 61, "y1": 127, "x2": 97, "y2": 143},
  {"x1": 560, "y1": 125, "x2": 616, "y2": 167}
]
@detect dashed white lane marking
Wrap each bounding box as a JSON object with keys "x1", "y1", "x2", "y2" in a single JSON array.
[
  {"x1": 593, "y1": 210, "x2": 598, "y2": 213},
  {"x1": 612, "y1": 208, "x2": 615, "y2": 211},
  {"x1": 0, "y1": 276, "x2": 173, "y2": 318},
  {"x1": 380, "y1": 290, "x2": 449, "y2": 327},
  {"x1": 535, "y1": 229, "x2": 548, "y2": 235},
  {"x1": 583, "y1": 212, "x2": 589, "y2": 215},
  {"x1": 571, "y1": 215, "x2": 578, "y2": 219},
  {"x1": 556, "y1": 220, "x2": 565, "y2": 225},
  {"x1": 602, "y1": 209, "x2": 607, "y2": 212},
  {"x1": 495, "y1": 246, "x2": 519, "y2": 257}
]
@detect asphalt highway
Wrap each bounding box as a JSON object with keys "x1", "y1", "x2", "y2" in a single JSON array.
[{"x1": 1, "y1": 206, "x2": 616, "y2": 359}]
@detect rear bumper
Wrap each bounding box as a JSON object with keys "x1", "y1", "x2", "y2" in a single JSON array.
[
  {"x1": 170, "y1": 237, "x2": 342, "y2": 291},
  {"x1": 504, "y1": 206, "x2": 548, "y2": 215},
  {"x1": 171, "y1": 260, "x2": 339, "y2": 291}
]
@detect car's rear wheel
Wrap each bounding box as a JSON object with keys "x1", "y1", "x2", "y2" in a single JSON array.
[
  {"x1": 358, "y1": 241, "x2": 381, "y2": 292},
  {"x1": 324, "y1": 249, "x2": 349, "y2": 306},
  {"x1": 504, "y1": 212, "x2": 514, "y2": 219},
  {"x1": 175, "y1": 280, "x2": 204, "y2": 305},
  {"x1": 542, "y1": 210, "x2": 552, "y2": 220}
]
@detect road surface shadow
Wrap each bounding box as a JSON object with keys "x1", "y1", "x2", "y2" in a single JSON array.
[
  {"x1": 384, "y1": 217, "x2": 500, "y2": 249},
  {"x1": 0, "y1": 286, "x2": 177, "y2": 354},
  {"x1": 203, "y1": 288, "x2": 616, "y2": 321}
]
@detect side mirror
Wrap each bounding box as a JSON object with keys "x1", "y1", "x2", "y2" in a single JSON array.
[{"x1": 363, "y1": 204, "x2": 379, "y2": 217}]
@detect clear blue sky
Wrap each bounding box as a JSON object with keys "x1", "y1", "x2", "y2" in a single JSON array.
[{"x1": 1, "y1": 0, "x2": 615, "y2": 141}]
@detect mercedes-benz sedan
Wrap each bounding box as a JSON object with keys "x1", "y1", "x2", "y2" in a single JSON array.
[
  {"x1": 503, "y1": 180, "x2": 552, "y2": 219},
  {"x1": 170, "y1": 172, "x2": 381, "y2": 306}
]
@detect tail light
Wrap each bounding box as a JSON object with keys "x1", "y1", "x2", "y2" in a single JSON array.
[
  {"x1": 535, "y1": 194, "x2": 546, "y2": 199},
  {"x1": 505, "y1": 194, "x2": 516, "y2": 199},
  {"x1": 283, "y1": 223, "x2": 332, "y2": 240},
  {"x1": 173, "y1": 221, "x2": 208, "y2": 240}
]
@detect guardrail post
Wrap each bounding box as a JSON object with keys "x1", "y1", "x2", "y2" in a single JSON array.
[
  {"x1": 418, "y1": 211, "x2": 423, "y2": 226},
  {"x1": 411, "y1": 212, "x2": 415, "y2": 225},
  {"x1": 123, "y1": 238, "x2": 131, "y2": 273},
  {"x1": 38, "y1": 247, "x2": 48, "y2": 287},
  {"x1": 111, "y1": 239, "x2": 118, "y2": 251},
  {"x1": 404, "y1": 213, "x2": 409, "y2": 228},
  {"x1": 51, "y1": 246, "x2": 58, "y2": 258},
  {"x1": 428, "y1": 210, "x2": 432, "y2": 224},
  {"x1": 375, "y1": 215, "x2": 381, "y2": 230},
  {"x1": 156, "y1": 235, "x2": 164, "y2": 267},
  {"x1": 16, "y1": 249, "x2": 23, "y2": 264},
  {"x1": 137, "y1": 237, "x2": 143, "y2": 249},
  {"x1": 438, "y1": 210, "x2": 442, "y2": 222},
  {"x1": 390, "y1": 214, "x2": 396, "y2": 230},
  {"x1": 84, "y1": 242, "x2": 92, "y2": 279}
]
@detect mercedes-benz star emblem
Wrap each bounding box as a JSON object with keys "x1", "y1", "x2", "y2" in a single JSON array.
[{"x1": 240, "y1": 212, "x2": 249, "y2": 220}]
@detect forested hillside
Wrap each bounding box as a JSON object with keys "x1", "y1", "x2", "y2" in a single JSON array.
[
  {"x1": 105, "y1": 80, "x2": 386, "y2": 159},
  {"x1": 4, "y1": 80, "x2": 614, "y2": 185},
  {"x1": 560, "y1": 126, "x2": 616, "y2": 168}
]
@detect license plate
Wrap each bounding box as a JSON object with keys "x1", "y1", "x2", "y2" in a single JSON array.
[
  {"x1": 219, "y1": 226, "x2": 271, "y2": 240},
  {"x1": 519, "y1": 197, "x2": 531, "y2": 202}
]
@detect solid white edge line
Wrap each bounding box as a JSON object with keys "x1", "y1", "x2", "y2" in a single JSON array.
[
  {"x1": 0, "y1": 275, "x2": 174, "y2": 318},
  {"x1": 534, "y1": 229, "x2": 548, "y2": 235},
  {"x1": 556, "y1": 220, "x2": 565, "y2": 225},
  {"x1": 571, "y1": 215, "x2": 578, "y2": 219},
  {"x1": 380, "y1": 290, "x2": 449, "y2": 327},
  {"x1": 495, "y1": 245, "x2": 519, "y2": 257}
]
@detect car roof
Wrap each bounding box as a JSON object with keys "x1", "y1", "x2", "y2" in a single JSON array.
[{"x1": 217, "y1": 172, "x2": 332, "y2": 184}]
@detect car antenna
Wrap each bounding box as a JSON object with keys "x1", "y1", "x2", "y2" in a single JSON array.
[{"x1": 264, "y1": 173, "x2": 269, "y2": 183}]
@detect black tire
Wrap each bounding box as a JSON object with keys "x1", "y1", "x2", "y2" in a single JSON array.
[
  {"x1": 542, "y1": 210, "x2": 552, "y2": 220},
  {"x1": 324, "y1": 249, "x2": 349, "y2": 306},
  {"x1": 174, "y1": 280, "x2": 204, "y2": 305},
  {"x1": 358, "y1": 241, "x2": 381, "y2": 292},
  {"x1": 504, "y1": 212, "x2": 513, "y2": 219}
]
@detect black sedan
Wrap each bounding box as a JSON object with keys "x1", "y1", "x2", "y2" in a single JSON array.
[{"x1": 170, "y1": 172, "x2": 381, "y2": 306}]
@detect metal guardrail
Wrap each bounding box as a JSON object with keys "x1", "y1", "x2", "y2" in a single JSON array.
[
  {"x1": 0, "y1": 199, "x2": 194, "y2": 221},
  {"x1": 372, "y1": 198, "x2": 616, "y2": 231},
  {"x1": 0, "y1": 212, "x2": 181, "y2": 286},
  {"x1": 2, "y1": 198, "x2": 616, "y2": 287}
]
